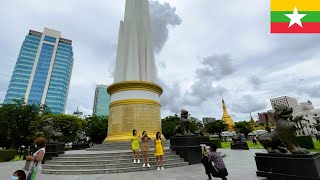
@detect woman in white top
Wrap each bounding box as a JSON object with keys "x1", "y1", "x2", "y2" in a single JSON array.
[{"x1": 26, "y1": 138, "x2": 46, "y2": 179}]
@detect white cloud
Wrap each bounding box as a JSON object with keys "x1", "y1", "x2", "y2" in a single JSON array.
[{"x1": 1, "y1": 0, "x2": 320, "y2": 122}]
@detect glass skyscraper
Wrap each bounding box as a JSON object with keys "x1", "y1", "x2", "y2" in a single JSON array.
[
  {"x1": 4, "y1": 28, "x2": 74, "y2": 114},
  {"x1": 92, "y1": 85, "x2": 110, "y2": 116}
]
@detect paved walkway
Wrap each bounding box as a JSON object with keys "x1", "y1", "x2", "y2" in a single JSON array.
[{"x1": 0, "y1": 149, "x2": 266, "y2": 180}]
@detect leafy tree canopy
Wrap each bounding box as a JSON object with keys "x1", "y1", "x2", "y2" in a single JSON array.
[
  {"x1": 85, "y1": 115, "x2": 108, "y2": 144},
  {"x1": 0, "y1": 99, "x2": 50, "y2": 151},
  {"x1": 205, "y1": 120, "x2": 229, "y2": 135},
  {"x1": 32, "y1": 114, "x2": 86, "y2": 143},
  {"x1": 235, "y1": 121, "x2": 253, "y2": 136}
]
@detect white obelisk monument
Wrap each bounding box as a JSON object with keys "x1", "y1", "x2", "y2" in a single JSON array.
[{"x1": 105, "y1": 0, "x2": 163, "y2": 142}]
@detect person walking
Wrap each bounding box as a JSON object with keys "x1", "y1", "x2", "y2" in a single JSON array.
[
  {"x1": 141, "y1": 131, "x2": 151, "y2": 167},
  {"x1": 25, "y1": 138, "x2": 46, "y2": 180},
  {"x1": 131, "y1": 129, "x2": 140, "y2": 164},
  {"x1": 252, "y1": 136, "x2": 257, "y2": 145},
  {"x1": 154, "y1": 132, "x2": 164, "y2": 170}
]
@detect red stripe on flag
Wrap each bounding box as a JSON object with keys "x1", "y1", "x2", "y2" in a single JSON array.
[{"x1": 271, "y1": 22, "x2": 320, "y2": 33}]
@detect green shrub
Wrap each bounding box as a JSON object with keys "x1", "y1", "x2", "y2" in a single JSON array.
[
  {"x1": 209, "y1": 139, "x2": 222, "y2": 148},
  {"x1": 0, "y1": 149, "x2": 16, "y2": 162},
  {"x1": 296, "y1": 135, "x2": 315, "y2": 149}
]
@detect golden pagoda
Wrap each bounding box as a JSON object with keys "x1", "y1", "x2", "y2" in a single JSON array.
[
  {"x1": 249, "y1": 113, "x2": 255, "y2": 129},
  {"x1": 221, "y1": 98, "x2": 235, "y2": 131}
]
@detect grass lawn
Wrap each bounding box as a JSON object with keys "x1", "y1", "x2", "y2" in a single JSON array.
[
  {"x1": 220, "y1": 138, "x2": 320, "y2": 152},
  {"x1": 221, "y1": 141, "x2": 263, "y2": 149},
  {"x1": 10, "y1": 155, "x2": 24, "y2": 162},
  {"x1": 309, "y1": 139, "x2": 320, "y2": 153}
]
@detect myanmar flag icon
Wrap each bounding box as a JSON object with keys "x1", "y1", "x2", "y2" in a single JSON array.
[{"x1": 271, "y1": 0, "x2": 320, "y2": 33}]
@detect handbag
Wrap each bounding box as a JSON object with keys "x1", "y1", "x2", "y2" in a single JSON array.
[
  {"x1": 27, "y1": 162, "x2": 38, "y2": 180},
  {"x1": 23, "y1": 160, "x2": 31, "y2": 171}
]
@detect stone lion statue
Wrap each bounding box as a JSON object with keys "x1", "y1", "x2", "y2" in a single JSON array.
[
  {"x1": 42, "y1": 118, "x2": 63, "y2": 142},
  {"x1": 174, "y1": 109, "x2": 193, "y2": 135},
  {"x1": 258, "y1": 105, "x2": 309, "y2": 154}
]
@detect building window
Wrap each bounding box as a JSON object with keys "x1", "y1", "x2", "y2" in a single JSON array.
[
  {"x1": 44, "y1": 36, "x2": 56, "y2": 43},
  {"x1": 315, "y1": 114, "x2": 318, "y2": 116}
]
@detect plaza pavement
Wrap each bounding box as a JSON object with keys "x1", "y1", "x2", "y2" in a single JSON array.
[{"x1": 0, "y1": 149, "x2": 266, "y2": 180}]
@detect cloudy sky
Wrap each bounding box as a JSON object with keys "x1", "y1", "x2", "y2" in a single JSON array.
[{"x1": 1, "y1": 0, "x2": 320, "y2": 121}]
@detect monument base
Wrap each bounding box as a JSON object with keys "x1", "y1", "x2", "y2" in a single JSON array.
[
  {"x1": 231, "y1": 142, "x2": 249, "y2": 150},
  {"x1": 255, "y1": 152, "x2": 320, "y2": 180},
  {"x1": 72, "y1": 142, "x2": 90, "y2": 150},
  {"x1": 105, "y1": 81, "x2": 164, "y2": 143},
  {"x1": 105, "y1": 132, "x2": 165, "y2": 142},
  {"x1": 170, "y1": 136, "x2": 209, "y2": 165}
]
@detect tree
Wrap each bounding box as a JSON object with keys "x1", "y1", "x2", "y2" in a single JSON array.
[
  {"x1": 0, "y1": 108, "x2": 10, "y2": 148},
  {"x1": 32, "y1": 114, "x2": 86, "y2": 143},
  {"x1": 161, "y1": 115, "x2": 180, "y2": 139},
  {"x1": 265, "y1": 125, "x2": 271, "y2": 133},
  {"x1": 235, "y1": 121, "x2": 253, "y2": 136},
  {"x1": 292, "y1": 116, "x2": 310, "y2": 135},
  {"x1": 205, "y1": 120, "x2": 229, "y2": 135},
  {"x1": 0, "y1": 99, "x2": 50, "y2": 151},
  {"x1": 189, "y1": 117, "x2": 200, "y2": 133},
  {"x1": 85, "y1": 115, "x2": 108, "y2": 144}
]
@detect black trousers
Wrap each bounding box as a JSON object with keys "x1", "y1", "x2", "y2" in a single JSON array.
[{"x1": 207, "y1": 168, "x2": 228, "y2": 178}]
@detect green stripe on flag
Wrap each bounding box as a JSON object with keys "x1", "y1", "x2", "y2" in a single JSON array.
[{"x1": 271, "y1": 11, "x2": 320, "y2": 22}]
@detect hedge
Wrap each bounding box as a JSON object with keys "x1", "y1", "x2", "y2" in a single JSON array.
[
  {"x1": 295, "y1": 135, "x2": 315, "y2": 149},
  {"x1": 0, "y1": 149, "x2": 16, "y2": 162},
  {"x1": 209, "y1": 139, "x2": 222, "y2": 148}
]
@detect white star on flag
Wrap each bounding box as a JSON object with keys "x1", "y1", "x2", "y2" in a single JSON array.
[{"x1": 284, "y1": 6, "x2": 307, "y2": 28}]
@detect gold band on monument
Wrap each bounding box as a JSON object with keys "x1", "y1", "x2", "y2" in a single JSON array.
[
  {"x1": 107, "y1": 81, "x2": 163, "y2": 95},
  {"x1": 109, "y1": 99, "x2": 161, "y2": 108}
]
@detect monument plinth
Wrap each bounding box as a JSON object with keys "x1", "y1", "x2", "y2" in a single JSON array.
[
  {"x1": 106, "y1": 81, "x2": 163, "y2": 142},
  {"x1": 256, "y1": 105, "x2": 318, "y2": 179},
  {"x1": 105, "y1": 0, "x2": 163, "y2": 142}
]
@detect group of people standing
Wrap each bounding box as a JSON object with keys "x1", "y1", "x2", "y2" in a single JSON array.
[{"x1": 131, "y1": 129, "x2": 164, "y2": 170}]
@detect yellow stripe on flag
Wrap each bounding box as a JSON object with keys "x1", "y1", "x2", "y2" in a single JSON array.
[{"x1": 271, "y1": 0, "x2": 320, "y2": 11}]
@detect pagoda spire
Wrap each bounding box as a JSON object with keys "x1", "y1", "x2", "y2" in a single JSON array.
[
  {"x1": 221, "y1": 97, "x2": 235, "y2": 131},
  {"x1": 249, "y1": 113, "x2": 255, "y2": 129}
]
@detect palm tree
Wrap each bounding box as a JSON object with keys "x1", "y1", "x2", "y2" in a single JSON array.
[{"x1": 292, "y1": 116, "x2": 310, "y2": 135}]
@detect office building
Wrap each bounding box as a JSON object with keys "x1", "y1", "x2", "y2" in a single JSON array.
[
  {"x1": 202, "y1": 117, "x2": 216, "y2": 125},
  {"x1": 93, "y1": 84, "x2": 110, "y2": 116},
  {"x1": 258, "y1": 111, "x2": 275, "y2": 125},
  {"x1": 293, "y1": 100, "x2": 320, "y2": 135},
  {"x1": 4, "y1": 28, "x2": 74, "y2": 114},
  {"x1": 73, "y1": 107, "x2": 84, "y2": 119},
  {"x1": 270, "y1": 96, "x2": 299, "y2": 112}
]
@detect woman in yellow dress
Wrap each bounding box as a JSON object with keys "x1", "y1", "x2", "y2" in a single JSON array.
[
  {"x1": 131, "y1": 129, "x2": 140, "y2": 163},
  {"x1": 154, "y1": 132, "x2": 164, "y2": 170}
]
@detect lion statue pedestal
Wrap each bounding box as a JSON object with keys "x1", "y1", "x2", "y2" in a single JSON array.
[
  {"x1": 255, "y1": 105, "x2": 320, "y2": 179},
  {"x1": 170, "y1": 109, "x2": 209, "y2": 165}
]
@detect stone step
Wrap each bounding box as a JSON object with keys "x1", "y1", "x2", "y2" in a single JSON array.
[
  {"x1": 87, "y1": 142, "x2": 170, "y2": 150},
  {"x1": 86, "y1": 146, "x2": 171, "y2": 151},
  {"x1": 52, "y1": 154, "x2": 179, "y2": 161},
  {"x1": 90, "y1": 141, "x2": 169, "y2": 146},
  {"x1": 60, "y1": 151, "x2": 174, "y2": 157},
  {"x1": 94, "y1": 141, "x2": 170, "y2": 147},
  {"x1": 86, "y1": 148, "x2": 169, "y2": 151},
  {"x1": 47, "y1": 157, "x2": 182, "y2": 165},
  {"x1": 43, "y1": 159, "x2": 185, "y2": 170},
  {"x1": 42, "y1": 162, "x2": 188, "y2": 175}
]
